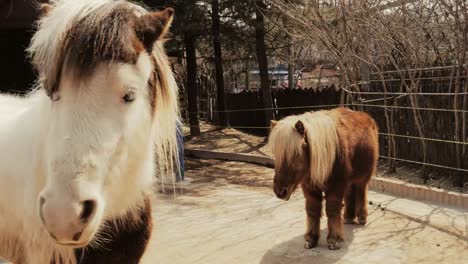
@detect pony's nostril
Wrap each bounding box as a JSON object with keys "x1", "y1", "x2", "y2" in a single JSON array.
[
  {"x1": 72, "y1": 231, "x2": 83, "y2": 241},
  {"x1": 80, "y1": 200, "x2": 96, "y2": 223},
  {"x1": 280, "y1": 188, "x2": 288, "y2": 198}
]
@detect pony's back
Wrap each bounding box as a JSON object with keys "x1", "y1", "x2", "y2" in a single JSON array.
[{"x1": 330, "y1": 107, "x2": 379, "y2": 181}]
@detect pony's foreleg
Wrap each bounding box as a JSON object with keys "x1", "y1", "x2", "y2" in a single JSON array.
[
  {"x1": 302, "y1": 188, "x2": 322, "y2": 249},
  {"x1": 354, "y1": 183, "x2": 369, "y2": 225},
  {"x1": 325, "y1": 188, "x2": 345, "y2": 250}
]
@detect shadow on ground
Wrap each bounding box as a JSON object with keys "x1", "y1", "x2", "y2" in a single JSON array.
[
  {"x1": 157, "y1": 158, "x2": 274, "y2": 198},
  {"x1": 260, "y1": 224, "x2": 361, "y2": 264}
]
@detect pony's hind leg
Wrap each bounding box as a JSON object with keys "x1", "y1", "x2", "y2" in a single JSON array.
[
  {"x1": 302, "y1": 188, "x2": 322, "y2": 249},
  {"x1": 354, "y1": 183, "x2": 369, "y2": 225},
  {"x1": 344, "y1": 184, "x2": 356, "y2": 224},
  {"x1": 325, "y1": 189, "x2": 345, "y2": 250}
]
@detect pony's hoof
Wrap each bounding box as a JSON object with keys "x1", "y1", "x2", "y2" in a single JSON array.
[
  {"x1": 357, "y1": 217, "x2": 367, "y2": 225},
  {"x1": 304, "y1": 240, "x2": 318, "y2": 249},
  {"x1": 344, "y1": 218, "x2": 355, "y2": 224},
  {"x1": 328, "y1": 242, "x2": 341, "y2": 250}
]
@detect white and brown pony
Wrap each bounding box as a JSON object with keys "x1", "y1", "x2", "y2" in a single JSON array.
[
  {"x1": 269, "y1": 107, "x2": 379, "y2": 250},
  {"x1": 0, "y1": 0, "x2": 179, "y2": 263}
]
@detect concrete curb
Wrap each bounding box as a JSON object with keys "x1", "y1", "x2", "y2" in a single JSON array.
[
  {"x1": 185, "y1": 149, "x2": 274, "y2": 167},
  {"x1": 369, "y1": 177, "x2": 468, "y2": 210},
  {"x1": 185, "y1": 148, "x2": 468, "y2": 210}
]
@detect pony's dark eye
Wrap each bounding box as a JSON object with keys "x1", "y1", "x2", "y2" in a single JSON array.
[{"x1": 123, "y1": 91, "x2": 136, "y2": 103}]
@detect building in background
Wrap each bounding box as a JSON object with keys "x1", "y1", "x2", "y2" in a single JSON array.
[{"x1": 226, "y1": 63, "x2": 341, "y2": 93}]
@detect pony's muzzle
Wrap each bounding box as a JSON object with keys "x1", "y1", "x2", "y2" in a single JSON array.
[
  {"x1": 274, "y1": 185, "x2": 289, "y2": 200},
  {"x1": 39, "y1": 195, "x2": 97, "y2": 246}
]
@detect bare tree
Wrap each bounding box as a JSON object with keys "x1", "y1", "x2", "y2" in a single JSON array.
[
  {"x1": 185, "y1": 30, "x2": 201, "y2": 136},
  {"x1": 211, "y1": 0, "x2": 227, "y2": 126},
  {"x1": 272, "y1": 0, "x2": 468, "y2": 185},
  {"x1": 255, "y1": 0, "x2": 275, "y2": 126}
]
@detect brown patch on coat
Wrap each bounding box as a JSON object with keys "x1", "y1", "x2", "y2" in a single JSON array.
[{"x1": 74, "y1": 198, "x2": 152, "y2": 264}]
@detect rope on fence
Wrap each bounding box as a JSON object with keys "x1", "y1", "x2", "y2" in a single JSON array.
[
  {"x1": 191, "y1": 103, "x2": 468, "y2": 114},
  {"x1": 378, "y1": 132, "x2": 468, "y2": 145},
  {"x1": 353, "y1": 103, "x2": 468, "y2": 113},
  {"x1": 192, "y1": 103, "x2": 344, "y2": 114},
  {"x1": 361, "y1": 76, "x2": 468, "y2": 82},
  {"x1": 341, "y1": 85, "x2": 468, "y2": 95},
  {"x1": 299, "y1": 75, "x2": 468, "y2": 82},
  {"x1": 379, "y1": 155, "x2": 468, "y2": 173},
  {"x1": 187, "y1": 125, "x2": 468, "y2": 173},
  {"x1": 189, "y1": 125, "x2": 468, "y2": 145}
]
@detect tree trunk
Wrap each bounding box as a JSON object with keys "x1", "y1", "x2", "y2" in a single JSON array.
[
  {"x1": 455, "y1": 1, "x2": 467, "y2": 187},
  {"x1": 245, "y1": 57, "x2": 251, "y2": 90},
  {"x1": 185, "y1": 31, "x2": 201, "y2": 136},
  {"x1": 377, "y1": 70, "x2": 396, "y2": 173},
  {"x1": 211, "y1": 0, "x2": 227, "y2": 126},
  {"x1": 255, "y1": 0, "x2": 274, "y2": 126},
  {"x1": 288, "y1": 42, "x2": 295, "y2": 89},
  {"x1": 454, "y1": 65, "x2": 462, "y2": 186}
]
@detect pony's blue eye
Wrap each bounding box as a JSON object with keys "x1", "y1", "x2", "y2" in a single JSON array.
[{"x1": 123, "y1": 91, "x2": 135, "y2": 103}]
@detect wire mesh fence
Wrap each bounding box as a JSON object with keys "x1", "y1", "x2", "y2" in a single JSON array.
[{"x1": 189, "y1": 65, "x2": 468, "y2": 186}]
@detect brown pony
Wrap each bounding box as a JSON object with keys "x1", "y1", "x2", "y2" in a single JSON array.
[{"x1": 269, "y1": 107, "x2": 379, "y2": 250}]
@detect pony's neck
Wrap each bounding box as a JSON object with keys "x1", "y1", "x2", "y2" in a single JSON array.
[{"x1": 0, "y1": 90, "x2": 50, "y2": 222}]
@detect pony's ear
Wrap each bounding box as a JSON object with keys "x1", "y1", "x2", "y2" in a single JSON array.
[
  {"x1": 295, "y1": 120, "x2": 305, "y2": 135},
  {"x1": 270, "y1": 120, "x2": 277, "y2": 128},
  {"x1": 134, "y1": 8, "x2": 174, "y2": 52},
  {"x1": 39, "y1": 3, "x2": 54, "y2": 17}
]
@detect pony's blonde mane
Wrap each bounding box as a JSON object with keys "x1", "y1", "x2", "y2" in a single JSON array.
[
  {"x1": 151, "y1": 42, "x2": 180, "y2": 186},
  {"x1": 269, "y1": 110, "x2": 340, "y2": 187}
]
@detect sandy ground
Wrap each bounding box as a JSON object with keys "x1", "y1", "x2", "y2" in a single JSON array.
[
  {"x1": 185, "y1": 124, "x2": 271, "y2": 157},
  {"x1": 141, "y1": 159, "x2": 468, "y2": 264}
]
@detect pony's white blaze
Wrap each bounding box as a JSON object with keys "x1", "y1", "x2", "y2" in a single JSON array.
[
  {"x1": 269, "y1": 111, "x2": 340, "y2": 187},
  {"x1": 0, "y1": 0, "x2": 179, "y2": 263},
  {"x1": 39, "y1": 53, "x2": 154, "y2": 246}
]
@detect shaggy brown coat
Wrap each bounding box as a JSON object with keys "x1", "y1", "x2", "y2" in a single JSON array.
[{"x1": 269, "y1": 107, "x2": 379, "y2": 250}]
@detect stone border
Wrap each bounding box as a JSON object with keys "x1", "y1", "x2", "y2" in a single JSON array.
[
  {"x1": 185, "y1": 148, "x2": 468, "y2": 210},
  {"x1": 369, "y1": 177, "x2": 468, "y2": 210},
  {"x1": 185, "y1": 149, "x2": 274, "y2": 167}
]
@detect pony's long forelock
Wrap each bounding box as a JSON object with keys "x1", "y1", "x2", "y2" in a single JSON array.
[
  {"x1": 151, "y1": 42, "x2": 180, "y2": 190},
  {"x1": 27, "y1": 0, "x2": 147, "y2": 95},
  {"x1": 269, "y1": 110, "x2": 340, "y2": 187}
]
